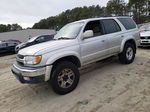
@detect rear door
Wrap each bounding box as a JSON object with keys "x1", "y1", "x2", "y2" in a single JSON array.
[
  {"x1": 101, "y1": 19, "x2": 123, "y2": 54},
  {"x1": 7, "y1": 42, "x2": 16, "y2": 52},
  {"x1": 0, "y1": 43, "x2": 7, "y2": 54}
]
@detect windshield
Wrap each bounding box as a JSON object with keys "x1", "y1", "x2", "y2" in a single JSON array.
[
  {"x1": 54, "y1": 22, "x2": 84, "y2": 40},
  {"x1": 27, "y1": 36, "x2": 38, "y2": 42},
  {"x1": 139, "y1": 25, "x2": 150, "y2": 31}
]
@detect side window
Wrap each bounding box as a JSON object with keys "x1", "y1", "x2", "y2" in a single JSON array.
[
  {"x1": 101, "y1": 19, "x2": 121, "y2": 34},
  {"x1": 36, "y1": 36, "x2": 45, "y2": 42},
  {"x1": 117, "y1": 18, "x2": 136, "y2": 30},
  {"x1": 44, "y1": 35, "x2": 52, "y2": 41},
  {"x1": 7, "y1": 42, "x2": 17, "y2": 46},
  {"x1": 0, "y1": 43, "x2": 7, "y2": 48},
  {"x1": 84, "y1": 20, "x2": 103, "y2": 37}
]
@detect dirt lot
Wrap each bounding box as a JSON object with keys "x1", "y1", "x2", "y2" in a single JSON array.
[{"x1": 0, "y1": 48, "x2": 150, "y2": 112}]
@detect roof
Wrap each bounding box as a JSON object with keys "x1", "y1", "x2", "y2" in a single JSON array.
[{"x1": 72, "y1": 16, "x2": 131, "y2": 23}]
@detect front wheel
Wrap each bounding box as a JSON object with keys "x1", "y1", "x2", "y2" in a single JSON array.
[
  {"x1": 50, "y1": 61, "x2": 80, "y2": 95},
  {"x1": 119, "y1": 43, "x2": 135, "y2": 64}
]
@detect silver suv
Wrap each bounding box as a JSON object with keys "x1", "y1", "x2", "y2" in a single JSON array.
[{"x1": 12, "y1": 17, "x2": 140, "y2": 95}]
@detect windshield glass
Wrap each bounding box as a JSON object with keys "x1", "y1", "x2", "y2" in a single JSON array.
[
  {"x1": 139, "y1": 25, "x2": 150, "y2": 31},
  {"x1": 27, "y1": 36, "x2": 38, "y2": 42},
  {"x1": 54, "y1": 22, "x2": 84, "y2": 40}
]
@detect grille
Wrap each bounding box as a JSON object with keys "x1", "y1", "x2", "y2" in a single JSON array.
[
  {"x1": 17, "y1": 61, "x2": 24, "y2": 66},
  {"x1": 148, "y1": 36, "x2": 150, "y2": 39}
]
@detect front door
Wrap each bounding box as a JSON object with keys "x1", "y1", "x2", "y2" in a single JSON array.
[{"x1": 80, "y1": 20, "x2": 109, "y2": 65}]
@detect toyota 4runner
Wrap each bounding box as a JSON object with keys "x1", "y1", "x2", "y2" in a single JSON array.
[{"x1": 12, "y1": 17, "x2": 140, "y2": 95}]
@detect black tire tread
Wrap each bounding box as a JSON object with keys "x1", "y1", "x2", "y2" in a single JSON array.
[
  {"x1": 50, "y1": 61, "x2": 80, "y2": 95},
  {"x1": 119, "y1": 43, "x2": 135, "y2": 64}
]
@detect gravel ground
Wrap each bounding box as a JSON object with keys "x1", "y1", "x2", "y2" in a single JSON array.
[{"x1": 0, "y1": 48, "x2": 150, "y2": 112}]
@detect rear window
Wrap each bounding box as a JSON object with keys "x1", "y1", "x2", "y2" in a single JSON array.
[
  {"x1": 118, "y1": 18, "x2": 136, "y2": 30},
  {"x1": 101, "y1": 19, "x2": 121, "y2": 34}
]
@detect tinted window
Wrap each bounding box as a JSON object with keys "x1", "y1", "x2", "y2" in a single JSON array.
[
  {"x1": 101, "y1": 19, "x2": 121, "y2": 34},
  {"x1": 7, "y1": 42, "x2": 17, "y2": 46},
  {"x1": 44, "y1": 35, "x2": 53, "y2": 41},
  {"x1": 118, "y1": 18, "x2": 136, "y2": 30},
  {"x1": 84, "y1": 20, "x2": 103, "y2": 37},
  {"x1": 36, "y1": 36, "x2": 45, "y2": 42},
  {"x1": 0, "y1": 43, "x2": 7, "y2": 48}
]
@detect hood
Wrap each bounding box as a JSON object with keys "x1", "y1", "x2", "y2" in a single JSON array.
[
  {"x1": 18, "y1": 39, "x2": 77, "y2": 55},
  {"x1": 140, "y1": 31, "x2": 150, "y2": 37}
]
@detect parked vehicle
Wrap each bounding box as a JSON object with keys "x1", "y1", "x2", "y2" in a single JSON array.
[
  {"x1": 12, "y1": 17, "x2": 140, "y2": 95},
  {"x1": 0, "y1": 40, "x2": 20, "y2": 55},
  {"x1": 15, "y1": 35, "x2": 54, "y2": 53},
  {"x1": 139, "y1": 24, "x2": 150, "y2": 46},
  {"x1": 8, "y1": 40, "x2": 22, "y2": 43}
]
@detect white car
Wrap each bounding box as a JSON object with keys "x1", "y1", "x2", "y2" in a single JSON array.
[{"x1": 139, "y1": 24, "x2": 150, "y2": 46}]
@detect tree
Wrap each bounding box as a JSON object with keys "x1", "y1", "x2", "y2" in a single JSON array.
[
  {"x1": 128, "y1": 0, "x2": 147, "y2": 23},
  {"x1": 0, "y1": 24, "x2": 22, "y2": 33},
  {"x1": 106, "y1": 0, "x2": 127, "y2": 16},
  {"x1": 11, "y1": 24, "x2": 22, "y2": 31},
  {"x1": 0, "y1": 24, "x2": 8, "y2": 33},
  {"x1": 32, "y1": 5, "x2": 106, "y2": 30}
]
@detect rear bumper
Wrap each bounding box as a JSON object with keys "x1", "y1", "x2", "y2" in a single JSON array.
[{"x1": 11, "y1": 64, "x2": 52, "y2": 84}]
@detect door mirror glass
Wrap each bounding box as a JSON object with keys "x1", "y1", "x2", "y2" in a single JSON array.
[{"x1": 83, "y1": 30, "x2": 94, "y2": 39}]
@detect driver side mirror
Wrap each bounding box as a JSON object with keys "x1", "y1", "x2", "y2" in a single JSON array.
[{"x1": 82, "y1": 30, "x2": 94, "y2": 39}]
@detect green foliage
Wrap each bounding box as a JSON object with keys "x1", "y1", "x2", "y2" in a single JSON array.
[
  {"x1": 0, "y1": 24, "x2": 22, "y2": 33},
  {"x1": 128, "y1": 0, "x2": 148, "y2": 23},
  {"x1": 1, "y1": 0, "x2": 149, "y2": 32},
  {"x1": 33, "y1": 0, "x2": 149, "y2": 29},
  {"x1": 106, "y1": 0, "x2": 127, "y2": 16},
  {"x1": 32, "y1": 5, "x2": 106, "y2": 30}
]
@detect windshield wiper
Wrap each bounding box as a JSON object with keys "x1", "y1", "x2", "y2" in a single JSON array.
[{"x1": 58, "y1": 37, "x2": 73, "y2": 40}]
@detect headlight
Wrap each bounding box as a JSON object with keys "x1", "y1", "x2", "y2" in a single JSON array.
[{"x1": 24, "y1": 56, "x2": 42, "y2": 65}]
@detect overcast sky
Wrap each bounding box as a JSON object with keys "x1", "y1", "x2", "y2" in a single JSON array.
[{"x1": 0, "y1": 0, "x2": 128, "y2": 28}]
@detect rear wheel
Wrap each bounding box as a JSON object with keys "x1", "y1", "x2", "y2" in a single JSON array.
[
  {"x1": 51, "y1": 61, "x2": 80, "y2": 95},
  {"x1": 119, "y1": 43, "x2": 135, "y2": 64}
]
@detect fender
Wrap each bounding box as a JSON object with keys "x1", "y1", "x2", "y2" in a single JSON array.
[
  {"x1": 44, "y1": 51, "x2": 81, "y2": 81},
  {"x1": 46, "y1": 51, "x2": 81, "y2": 65},
  {"x1": 120, "y1": 36, "x2": 136, "y2": 53}
]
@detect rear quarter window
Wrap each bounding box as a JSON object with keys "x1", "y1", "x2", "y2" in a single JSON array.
[{"x1": 117, "y1": 18, "x2": 136, "y2": 30}]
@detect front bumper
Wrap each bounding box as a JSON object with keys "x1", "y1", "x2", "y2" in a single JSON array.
[
  {"x1": 139, "y1": 39, "x2": 150, "y2": 46},
  {"x1": 11, "y1": 64, "x2": 52, "y2": 84}
]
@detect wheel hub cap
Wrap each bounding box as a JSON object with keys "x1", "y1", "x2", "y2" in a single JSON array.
[
  {"x1": 126, "y1": 47, "x2": 133, "y2": 60},
  {"x1": 58, "y1": 68, "x2": 75, "y2": 88}
]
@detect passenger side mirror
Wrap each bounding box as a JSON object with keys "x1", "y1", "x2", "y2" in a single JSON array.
[{"x1": 83, "y1": 30, "x2": 94, "y2": 39}]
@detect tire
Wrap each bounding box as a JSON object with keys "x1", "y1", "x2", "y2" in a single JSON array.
[
  {"x1": 50, "y1": 61, "x2": 80, "y2": 95},
  {"x1": 119, "y1": 43, "x2": 135, "y2": 64}
]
